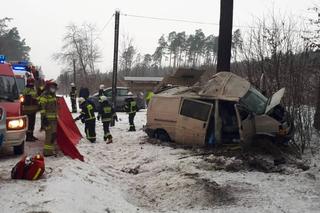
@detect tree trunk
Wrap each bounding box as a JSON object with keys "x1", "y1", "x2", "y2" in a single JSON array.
[{"x1": 314, "y1": 76, "x2": 320, "y2": 130}]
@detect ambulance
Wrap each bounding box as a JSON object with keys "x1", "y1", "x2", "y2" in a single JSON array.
[{"x1": 0, "y1": 55, "x2": 27, "y2": 155}]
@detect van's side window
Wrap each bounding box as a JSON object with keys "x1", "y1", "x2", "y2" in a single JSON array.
[{"x1": 180, "y1": 99, "x2": 211, "y2": 121}]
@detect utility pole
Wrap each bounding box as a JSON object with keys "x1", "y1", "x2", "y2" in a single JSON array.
[
  {"x1": 216, "y1": 0, "x2": 234, "y2": 72},
  {"x1": 73, "y1": 59, "x2": 76, "y2": 86},
  {"x1": 112, "y1": 10, "x2": 120, "y2": 108}
]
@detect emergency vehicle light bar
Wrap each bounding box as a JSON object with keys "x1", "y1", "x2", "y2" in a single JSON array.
[{"x1": 0, "y1": 55, "x2": 6, "y2": 64}]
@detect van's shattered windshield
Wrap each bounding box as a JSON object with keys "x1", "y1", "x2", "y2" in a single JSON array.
[
  {"x1": 240, "y1": 87, "x2": 267, "y2": 115},
  {"x1": 0, "y1": 76, "x2": 19, "y2": 101}
]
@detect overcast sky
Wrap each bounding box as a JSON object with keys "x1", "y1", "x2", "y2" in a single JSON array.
[{"x1": 2, "y1": 0, "x2": 318, "y2": 80}]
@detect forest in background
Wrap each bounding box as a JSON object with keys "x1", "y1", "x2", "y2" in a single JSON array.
[{"x1": 0, "y1": 18, "x2": 30, "y2": 61}]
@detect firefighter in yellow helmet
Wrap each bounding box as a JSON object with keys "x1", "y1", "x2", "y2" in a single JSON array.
[{"x1": 38, "y1": 80, "x2": 58, "y2": 156}]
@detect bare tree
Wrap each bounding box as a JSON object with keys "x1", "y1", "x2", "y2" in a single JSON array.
[{"x1": 54, "y1": 23, "x2": 101, "y2": 88}]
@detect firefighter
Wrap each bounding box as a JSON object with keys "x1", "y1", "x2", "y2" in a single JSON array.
[
  {"x1": 70, "y1": 83, "x2": 77, "y2": 113},
  {"x1": 75, "y1": 97, "x2": 96, "y2": 143},
  {"x1": 98, "y1": 84, "x2": 105, "y2": 99},
  {"x1": 38, "y1": 80, "x2": 58, "y2": 156},
  {"x1": 145, "y1": 91, "x2": 154, "y2": 107},
  {"x1": 22, "y1": 78, "x2": 39, "y2": 142},
  {"x1": 124, "y1": 92, "x2": 137, "y2": 131},
  {"x1": 97, "y1": 96, "x2": 116, "y2": 143}
]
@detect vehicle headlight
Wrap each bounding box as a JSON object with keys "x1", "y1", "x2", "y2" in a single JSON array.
[
  {"x1": 7, "y1": 118, "x2": 26, "y2": 130},
  {"x1": 19, "y1": 95, "x2": 25, "y2": 103}
]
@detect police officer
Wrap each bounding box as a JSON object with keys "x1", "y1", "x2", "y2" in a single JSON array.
[
  {"x1": 70, "y1": 83, "x2": 77, "y2": 113},
  {"x1": 97, "y1": 96, "x2": 116, "y2": 143},
  {"x1": 22, "y1": 78, "x2": 39, "y2": 142},
  {"x1": 38, "y1": 80, "x2": 58, "y2": 156},
  {"x1": 75, "y1": 97, "x2": 96, "y2": 143},
  {"x1": 124, "y1": 92, "x2": 137, "y2": 131}
]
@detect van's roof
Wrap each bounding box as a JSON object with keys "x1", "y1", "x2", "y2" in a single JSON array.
[
  {"x1": 0, "y1": 64, "x2": 14, "y2": 76},
  {"x1": 156, "y1": 72, "x2": 251, "y2": 101},
  {"x1": 199, "y1": 72, "x2": 250, "y2": 101},
  {"x1": 156, "y1": 86, "x2": 200, "y2": 98}
]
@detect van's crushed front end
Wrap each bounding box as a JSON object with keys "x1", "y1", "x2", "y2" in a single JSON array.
[{"x1": 240, "y1": 87, "x2": 294, "y2": 143}]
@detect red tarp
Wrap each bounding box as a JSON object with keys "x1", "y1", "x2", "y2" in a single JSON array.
[{"x1": 57, "y1": 97, "x2": 84, "y2": 161}]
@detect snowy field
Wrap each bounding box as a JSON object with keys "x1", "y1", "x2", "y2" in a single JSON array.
[{"x1": 0, "y1": 97, "x2": 320, "y2": 213}]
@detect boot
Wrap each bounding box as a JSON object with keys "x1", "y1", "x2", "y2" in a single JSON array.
[
  {"x1": 106, "y1": 138, "x2": 113, "y2": 144},
  {"x1": 106, "y1": 135, "x2": 113, "y2": 144}
]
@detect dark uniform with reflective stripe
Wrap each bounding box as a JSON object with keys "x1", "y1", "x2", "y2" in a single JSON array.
[
  {"x1": 38, "y1": 91, "x2": 58, "y2": 156},
  {"x1": 124, "y1": 98, "x2": 137, "y2": 131},
  {"x1": 70, "y1": 87, "x2": 77, "y2": 113},
  {"x1": 22, "y1": 87, "x2": 39, "y2": 141},
  {"x1": 98, "y1": 100, "x2": 115, "y2": 141},
  {"x1": 77, "y1": 100, "x2": 96, "y2": 143}
]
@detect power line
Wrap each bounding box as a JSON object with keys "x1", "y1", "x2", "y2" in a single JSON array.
[
  {"x1": 121, "y1": 12, "x2": 259, "y2": 29},
  {"x1": 121, "y1": 13, "x2": 220, "y2": 26},
  {"x1": 95, "y1": 14, "x2": 115, "y2": 40},
  {"x1": 100, "y1": 14, "x2": 115, "y2": 33},
  {"x1": 121, "y1": 12, "x2": 307, "y2": 32}
]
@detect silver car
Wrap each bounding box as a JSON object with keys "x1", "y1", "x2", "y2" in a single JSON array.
[{"x1": 89, "y1": 87, "x2": 145, "y2": 112}]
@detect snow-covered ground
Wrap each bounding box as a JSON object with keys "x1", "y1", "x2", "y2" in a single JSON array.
[{"x1": 0, "y1": 97, "x2": 320, "y2": 213}]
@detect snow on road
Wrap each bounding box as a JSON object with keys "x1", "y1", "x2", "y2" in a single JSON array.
[{"x1": 0, "y1": 97, "x2": 320, "y2": 213}]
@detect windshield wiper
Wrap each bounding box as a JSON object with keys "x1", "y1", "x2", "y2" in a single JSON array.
[{"x1": 0, "y1": 95, "x2": 14, "y2": 102}]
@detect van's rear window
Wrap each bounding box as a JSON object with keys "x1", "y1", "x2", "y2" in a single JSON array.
[{"x1": 180, "y1": 99, "x2": 211, "y2": 121}]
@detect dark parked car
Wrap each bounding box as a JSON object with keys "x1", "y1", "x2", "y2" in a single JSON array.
[{"x1": 88, "y1": 87, "x2": 145, "y2": 112}]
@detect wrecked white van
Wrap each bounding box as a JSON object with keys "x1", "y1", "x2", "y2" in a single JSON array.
[{"x1": 144, "y1": 72, "x2": 294, "y2": 146}]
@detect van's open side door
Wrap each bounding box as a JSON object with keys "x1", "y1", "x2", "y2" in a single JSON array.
[
  {"x1": 0, "y1": 107, "x2": 6, "y2": 146},
  {"x1": 176, "y1": 99, "x2": 213, "y2": 145},
  {"x1": 234, "y1": 104, "x2": 255, "y2": 145}
]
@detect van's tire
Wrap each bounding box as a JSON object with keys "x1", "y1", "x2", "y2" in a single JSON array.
[
  {"x1": 13, "y1": 141, "x2": 25, "y2": 155},
  {"x1": 155, "y1": 129, "x2": 171, "y2": 142}
]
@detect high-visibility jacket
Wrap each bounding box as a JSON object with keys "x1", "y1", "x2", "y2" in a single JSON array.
[
  {"x1": 146, "y1": 91, "x2": 154, "y2": 102},
  {"x1": 22, "y1": 87, "x2": 39, "y2": 114},
  {"x1": 79, "y1": 101, "x2": 95, "y2": 122},
  {"x1": 99, "y1": 100, "x2": 115, "y2": 122},
  {"x1": 38, "y1": 92, "x2": 58, "y2": 121},
  {"x1": 124, "y1": 98, "x2": 137, "y2": 114}
]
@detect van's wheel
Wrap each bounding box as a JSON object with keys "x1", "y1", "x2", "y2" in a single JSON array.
[
  {"x1": 155, "y1": 130, "x2": 171, "y2": 142},
  {"x1": 13, "y1": 141, "x2": 25, "y2": 155}
]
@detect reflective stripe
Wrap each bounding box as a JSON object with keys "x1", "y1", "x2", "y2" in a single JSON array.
[
  {"x1": 44, "y1": 144, "x2": 54, "y2": 150},
  {"x1": 32, "y1": 168, "x2": 42, "y2": 180},
  {"x1": 86, "y1": 136, "x2": 96, "y2": 139},
  {"x1": 86, "y1": 129, "x2": 96, "y2": 139},
  {"x1": 103, "y1": 107, "x2": 111, "y2": 113},
  {"x1": 85, "y1": 117, "x2": 95, "y2": 121},
  {"x1": 102, "y1": 118, "x2": 112, "y2": 122}
]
